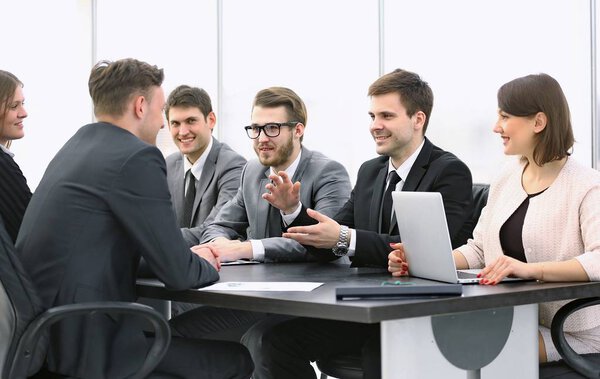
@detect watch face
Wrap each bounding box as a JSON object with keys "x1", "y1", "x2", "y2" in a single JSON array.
[{"x1": 332, "y1": 243, "x2": 348, "y2": 256}]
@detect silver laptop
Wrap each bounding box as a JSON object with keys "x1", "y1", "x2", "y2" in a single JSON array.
[{"x1": 392, "y1": 191, "x2": 521, "y2": 284}]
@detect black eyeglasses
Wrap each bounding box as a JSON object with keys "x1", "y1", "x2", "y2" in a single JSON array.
[{"x1": 244, "y1": 122, "x2": 298, "y2": 139}]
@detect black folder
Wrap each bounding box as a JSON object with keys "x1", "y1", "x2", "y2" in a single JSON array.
[{"x1": 336, "y1": 283, "x2": 462, "y2": 300}]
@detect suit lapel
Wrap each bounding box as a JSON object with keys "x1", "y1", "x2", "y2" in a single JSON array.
[
  {"x1": 192, "y1": 141, "x2": 221, "y2": 223},
  {"x1": 390, "y1": 139, "x2": 433, "y2": 233},
  {"x1": 171, "y1": 156, "x2": 185, "y2": 217},
  {"x1": 370, "y1": 164, "x2": 388, "y2": 232},
  {"x1": 257, "y1": 148, "x2": 311, "y2": 237},
  {"x1": 402, "y1": 138, "x2": 433, "y2": 192},
  {"x1": 291, "y1": 147, "x2": 312, "y2": 184}
]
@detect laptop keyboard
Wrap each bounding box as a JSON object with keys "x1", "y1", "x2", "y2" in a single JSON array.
[{"x1": 457, "y1": 271, "x2": 479, "y2": 279}]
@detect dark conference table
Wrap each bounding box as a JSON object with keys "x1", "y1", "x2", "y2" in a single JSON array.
[{"x1": 137, "y1": 262, "x2": 600, "y2": 378}]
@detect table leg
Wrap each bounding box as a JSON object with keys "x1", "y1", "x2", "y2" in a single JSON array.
[{"x1": 381, "y1": 304, "x2": 538, "y2": 378}]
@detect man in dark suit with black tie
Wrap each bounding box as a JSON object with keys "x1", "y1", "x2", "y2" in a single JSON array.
[
  {"x1": 16, "y1": 58, "x2": 253, "y2": 379},
  {"x1": 165, "y1": 85, "x2": 246, "y2": 229},
  {"x1": 245, "y1": 69, "x2": 474, "y2": 379}
]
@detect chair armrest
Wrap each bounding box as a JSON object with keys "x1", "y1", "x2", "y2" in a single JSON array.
[
  {"x1": 9, "y1": 302, "x2": 170, "y2": 379},
  {"x1": 550, "y1": 296, "x2": 600, "y2": 378}
]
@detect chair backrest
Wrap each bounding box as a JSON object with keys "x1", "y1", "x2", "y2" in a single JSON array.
[
  {"x1": 451, "y1": 183, "x2": 490, "y2": 247},
  {"x1": 471, "y1": 183, "x2": 490, "y2": 229},
  {"x1": 0, "y1": 220, "x2": 46, "y2": 379}
]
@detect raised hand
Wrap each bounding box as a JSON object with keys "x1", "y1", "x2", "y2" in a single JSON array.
[{"x1": 262, "y1": 171, "x2": 301, "y2": 214}]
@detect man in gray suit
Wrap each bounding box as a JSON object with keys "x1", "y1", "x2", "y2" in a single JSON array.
[
  {"x1": 164, "y1": 86, "x2": 247, "y2": 317},
  {"x1": 181, "y1": 86, "x2": 351, "y2": 263},
  {"x1": 165, "y1": 85, "x2": 246, "y2": 229},
  {"x1": 171, "y1": 87, "x2": 351, "y2": 340}
]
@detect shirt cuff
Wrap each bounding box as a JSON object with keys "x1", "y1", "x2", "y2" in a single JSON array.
[
  {"x1": 346, "y1": 228, "x2": 357, "y2": 257},
  {"x1": 281, "y1": 202, "x2": 303, "y2": 226},
  {"x1": 250, "y1": 239, "x2": 265, "y2": 262}
]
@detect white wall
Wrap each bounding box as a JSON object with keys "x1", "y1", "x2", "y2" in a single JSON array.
[
  {"x1": 1, "y1": 0, "x2": 92, "y2": 188},
  {"x1": 383, "y1": 0, "x2": 592, "y2": 183},
  {"x1": 0, "y1": 0, "x2": 596, "y2": 189}
]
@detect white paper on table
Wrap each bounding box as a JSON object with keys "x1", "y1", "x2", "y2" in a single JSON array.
[{"x1": 198, "y1": 282, "x2": 323, "y2": 292}]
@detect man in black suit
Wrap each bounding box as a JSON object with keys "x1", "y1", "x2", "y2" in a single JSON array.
[
  {"x1": 16, "y1": 58, "x2": 253, "y2": 379},
  {"x1": 245, "y1": 68, "x2": 473, "y2": 378}
]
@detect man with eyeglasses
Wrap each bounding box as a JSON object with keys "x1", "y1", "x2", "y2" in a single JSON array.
[
  {"x1": 171, "y1": 86, "x2": 351, "y2": 341},
  {"x1": 244, "y1": 69, "x2": 474, "y2": 379}
]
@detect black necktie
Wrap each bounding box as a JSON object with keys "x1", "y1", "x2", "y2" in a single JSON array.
[
  {"x1": 181, "y1": 169, "x2": 196, "y2": 228},
  {"x1": 381, "y1": 171, "x2": 401, "y2": 234}
]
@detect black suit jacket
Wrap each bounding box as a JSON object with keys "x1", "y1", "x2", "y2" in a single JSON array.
[
  {"x1": 291, "y1": 138, "x2": 473, "y2": 267},
  {"x1": 16, "y1": 122, "x2": 219, "y2": 378}
]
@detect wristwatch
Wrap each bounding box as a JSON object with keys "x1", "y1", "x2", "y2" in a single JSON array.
[{"x1": 332, "y1": 225, "x2": 350, "y2": 256}]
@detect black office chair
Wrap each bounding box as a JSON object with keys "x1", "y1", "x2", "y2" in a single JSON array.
[
  {"x1": 316, "y1": 184, "x2": 490, "y2": 379},
  {"x1": 0, "y1": 221, "x2": 171, "y2": 379},
  {"x1": 316, "y1": 353, "x2": 362, "y2": 379},
  {"x1": 539, "y1": 297, "x2": 600, "y2": 378},
  {"x1": 470, "y1": 183, "x2": 489, "y2": 226}
]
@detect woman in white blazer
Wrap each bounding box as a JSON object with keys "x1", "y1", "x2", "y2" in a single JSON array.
[{"x1": 389, "y1": 73, "x2": 600, "y2": 362}]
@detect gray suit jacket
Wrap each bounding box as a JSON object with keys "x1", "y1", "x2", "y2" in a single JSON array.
[
  {"x1": 182, "y1": 146, "x2": 351, "y2": 262},
  {"x1": 166, "y1": 138, "x2": 246, "y2": 228}
]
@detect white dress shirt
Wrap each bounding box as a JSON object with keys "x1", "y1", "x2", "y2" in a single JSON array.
[{"x1": 250, "y1": 151, "x2": 302, "y2": 261}]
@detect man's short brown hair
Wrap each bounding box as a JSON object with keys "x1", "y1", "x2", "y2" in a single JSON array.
[
  {"x1": 368, "y1": 69, "x2": 434, "y2": 133},
  {"x1": 165, "y1": 85, "x2": 213, "y2": 121},
  {"x1": 88, "y1": 58, "x2": 164, "y2": 117},
  {"x1": 253, "y1": 87, "x2": 307, "y2": 142}
]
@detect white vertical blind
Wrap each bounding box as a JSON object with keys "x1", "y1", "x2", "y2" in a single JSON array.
[
  {"x1": 0, "y1": 0, "x2": 595, "y2": 188},
  {"x1": 96, "y1": 0, "x2": 219, "y2": 158},
  {"x1": 384, "y1": 0, "x2": 591, "y2": 182},
  {"x1": 219, "y1": 0, "x2": 380, "y2": 183}
]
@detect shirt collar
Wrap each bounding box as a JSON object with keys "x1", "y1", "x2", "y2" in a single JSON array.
[
  {"x1": 271, "y1": 149, "x2": 302, "y2": 179},
  {"x1": 388, "y1": 140, "x2": 425, "y2": 180},
  {"x1": 183, "y1": 136, "x2": 214, "y2": 179},
  {"x1": 0, "y1": 144, "x2": 14, "y2": 158}
]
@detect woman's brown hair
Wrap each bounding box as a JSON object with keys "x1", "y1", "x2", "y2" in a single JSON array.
[{"x1": 498, "y1": 73, "x2": 574, "y2": 166}]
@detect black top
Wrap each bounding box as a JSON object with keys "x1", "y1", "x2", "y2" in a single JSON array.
[
  {"x1": 499, "y1": 189, "x2": 547, "y2": 262},
  {"x1": 0, "y1": 150, "x2": 32, "y2": 243}
]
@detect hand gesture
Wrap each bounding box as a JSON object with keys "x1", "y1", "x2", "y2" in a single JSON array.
[
  {"x1": 283, "y1": 208, "x2": 342, "y2": 249},
  {"x1": 262, "y1": 171, "x2": 301, "y2": 214}
]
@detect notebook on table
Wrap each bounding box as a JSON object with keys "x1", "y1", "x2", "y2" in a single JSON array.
[
  {"x1": 391, "y1": 191, "x2": 524, "y2": 284},
  {"x1": 336, "y1": 282, "x2": 462, "y2": 300}
]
